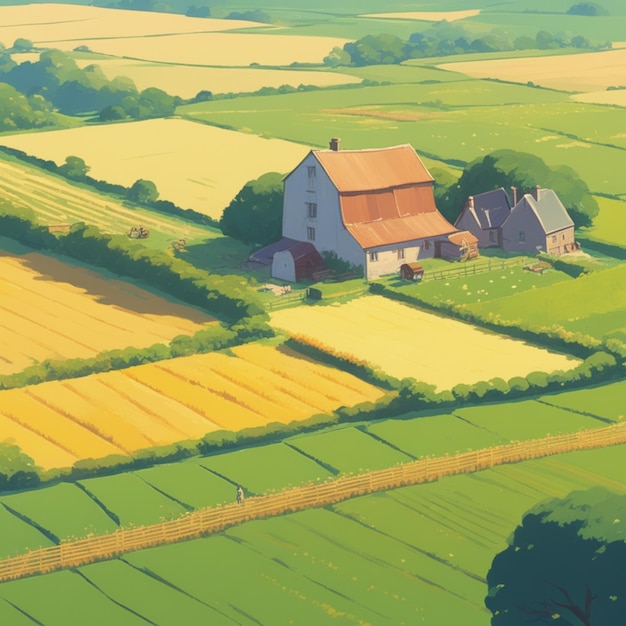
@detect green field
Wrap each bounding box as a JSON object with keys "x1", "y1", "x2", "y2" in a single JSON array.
[
  {"x1": 180, "y1": 82, "x2": 626, "y2": 198},
  {"x1": 467, "y1": 264, "x2": 626, "y2": 340},
  {"x1": 0, "y1": 381, "x2": 620, "y2": 559},
  {"x1": 3, "y1": 444, "x2": 626, "y2": 625},
  {"x1": 380, "y1": 263, "x2": 573, "y2": 306}
]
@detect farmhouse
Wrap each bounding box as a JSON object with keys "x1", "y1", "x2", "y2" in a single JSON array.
[
  {"x1": 281, "y1": 140, "x2": 478, "y2": 280},
  {"x1": 455, "y1": 186, "x2": 577, "y2": 255}
]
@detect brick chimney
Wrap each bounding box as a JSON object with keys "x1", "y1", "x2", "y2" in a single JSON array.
[
  {"x1": 329, "y1": 137, "x2": 341, "y2": 151},
  {"x1": 510, "y1": 186, "x2": 517, "y2": 205},
  {"x1": 532, "y1": 185, "x2": 541, "y2": 200},
  {"x1": 468, "y1": 195, "x2": 475, "y2": 209}
]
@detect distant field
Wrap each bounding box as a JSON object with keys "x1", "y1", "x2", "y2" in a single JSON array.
[
  {"x1": 0, "y1": 244, "x2": 213, "y2": 377},
  {"x1": 49, "y1": 32, "x2": 351, "y2": 67},
  {"x1": 271, "y1": 295, "x2": 580, "y2": 388},
  {"x1": 0, "y1": 119, "x2": 310, "y2": 219},
  {"x1": 439, "y1": 49, "x2": 626, "y2": 92},
  {"x1": 0, "y1": 343, "x2": 384, "y2": 469},
  {"x1": 467, "y1": 264, "x2": 626, "y2": 341},
  {"x1": 74, "y1": 58, "x2": 361, "y2": 98},
  {"x1": 0, "y1": 157, "x2": 218, "y2": 248},
  {"x1": 0, "y1": 4, "x2": 261, "y2": 44},
  {"x1": 180, "y1": 81, "x2": 626, "y2": 197},
  {"x1": 572, "y1": 90, "x2": 626, "y2": 107},
  {"x1": 362, "y1": 10, "x2": 481, "y2": 21}
]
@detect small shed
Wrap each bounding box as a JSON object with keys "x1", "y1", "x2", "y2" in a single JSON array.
[
  {"x1": 439, "y1": 231, "x2": 479, "y2": 261},
  {"x1": 400, "y1": 262, "x2": 424, "y2": 281},
  {"x1": 271, "y1": 242, "x2": 325, "y2": 282}
]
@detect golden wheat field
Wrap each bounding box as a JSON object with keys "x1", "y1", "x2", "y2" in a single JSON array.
[
  {"x1": 73, "y1": 59, "x2": 360, "y2": 98},
  {"x1": 0, "y1": 246, "x2": 213, "y2": 376},
  {"x1": 0, "y1": 157, "x2": 216, "y2": 243},
  {"x1": 439, "y1": 48, "x2": 626, "y2": 92},
  {"x1": 270, "y1": 296, "x2": 580, "y2": 389},
  {"x1": 0, "y1": 4, "x2": 260, "y2": 46},
  {"x1": 362, "y1": 10, "x2": 481, "y2": 21},
  {"x1": 571, "y1": 90, "x2": 626, "y2": 107},
  {"x1": 49, "y1": 31, "x2": 350, "y2": 67},
  {"x1": 0, "y1": 344, "x2": 384, "y2": 469},
  {"x1": 0, "y1": 119, "x2": 310, "y2": 218}
]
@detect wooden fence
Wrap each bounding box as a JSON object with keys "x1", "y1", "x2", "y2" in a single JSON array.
[
  {"x1": 423, "y1": 256, "x2": 530, "y2": 282},
  {"x1": 1, "y1": 422, "x2": 626, "y2": 584}
]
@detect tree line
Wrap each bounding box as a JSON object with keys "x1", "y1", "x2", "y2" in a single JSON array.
[
  {"x1": 324, "y1": 21, "x2": 611, "y2": 67},
  {"x1": 0, "y1": 45, "x2": 178, "y2": 125}
]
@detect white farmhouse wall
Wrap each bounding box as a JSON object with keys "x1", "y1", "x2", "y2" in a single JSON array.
[
  {"x1": 271, "y1": 250, "x2": 296, "y2": 282},
  {"x1": 501, "y1": 198, "x2": 547, "y2": 254},
  {"x1": 283, "y1": 153, "x2": 363, "y2": 267},
  {"x1": 365, "y1": 238, "x2": 438, "y2": 280}
]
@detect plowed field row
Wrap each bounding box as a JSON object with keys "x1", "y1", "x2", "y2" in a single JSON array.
[
  {"x1": 0, "y1": 345, "x2": 384, "y2": 469},
  {"x1": 0, "y1": 248, "x2": 213, "y2": 376},
  {"x1": 0, "y1": 158, "x2": 212, "y2": 241}
]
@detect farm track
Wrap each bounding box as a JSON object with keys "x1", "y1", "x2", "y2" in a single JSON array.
[{"x1": 1, "y1": 423, "x2": 625, "y2": 584}]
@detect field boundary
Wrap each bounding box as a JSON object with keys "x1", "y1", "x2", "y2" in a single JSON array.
[
  {"x1": 1, "y1": 423, "x2": 625, "y2": 583},
  {"x1": 422, "y1": 256, "x2": 530, "y2": 282}
]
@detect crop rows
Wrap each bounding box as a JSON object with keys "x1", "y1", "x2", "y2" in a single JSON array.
[{"x1": 0, "y1": 344, "x2": 384, "y2": 468}]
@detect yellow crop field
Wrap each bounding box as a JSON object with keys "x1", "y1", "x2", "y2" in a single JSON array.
[
  {"x1": 270, "y1": 296, "x2": 580, "y2": 390},
  {"x1": 73, "y1": 59, "x2": 360, "y2": 99},
  {"x1": 47, "y1": 32, "x2": 351, "y2": 67},
  {"x1": 0, "y1": 247, "x2": 214, "y2": 376},
  {"x1": 0, "y1": 346, "x2": 383, "y2": 469},
  {"x1": 0, "y1": 158, "x2": 216, "y2": 244},
  {"x1": 362, "y1": 10, "x2": 481, "y2": 21},
  {"x1": 0, "y1": 119, "x2": 310, "y2": 218},
  {"x1": 572, "y1": 90, "x2": 626, "y2": 107},
  {"x1": 0, "y1": 4, "x2": 260, "y2": 45},
  {"x1": 439, "y1": 49, "x2": 626, "y2": 92}
]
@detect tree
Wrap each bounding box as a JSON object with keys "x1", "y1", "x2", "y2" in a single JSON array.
[
  {"x1": 486, "y1": 488, "x2": 626, "y2": 625},
  {"x1": 59, "y1": 155, "x2": 90, "y2": 180},
  {"x1": 567, "y1": 2, "x2": 609, "y2": 16},
  {"x1": 12, "y1": 38, "x2": 33, "y2": 52},
  {"x1": 323, "y1": 46, "x2": 351, "y2": 67},
  {"x1": 440, "y1": 149, "x2": 599, "y2": 227},
  {"x1": 127, "y1": 179, "x2": 159, "y2": 204},
  {"x1": 219, "y1": 172, "x2": 284, "y2": 246}
]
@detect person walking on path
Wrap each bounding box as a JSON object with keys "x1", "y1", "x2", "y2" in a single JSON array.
[{"x1": 236, "y1": 485, "x2": 244, "y2": 505}]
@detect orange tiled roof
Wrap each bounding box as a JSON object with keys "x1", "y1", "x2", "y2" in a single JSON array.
[{"x1": 313, "y1": 144, "x2": 433, "y2": 193}]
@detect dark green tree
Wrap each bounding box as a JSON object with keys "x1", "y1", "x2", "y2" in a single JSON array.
[
  {"x1": 12, "y1": 38, "x2": 33, "y2": 52},
  {"x1": 59, "y1": 155, "x2": 90, "y2": 180},
  {"x1": 441, "y1": 149, "x2": 599, "y2": 227},
  {"x1": 127, "y1": 179, "x2": 159, "y2": 204},
  {"x1": 567, "y1": 2, "x2": 609, "y2": 16},
  {"x1": 486, "y1": 488, "x2": 626, "y2": 625},
  {"x1": 220, "y1": 172, "x2": 284, "y2": 246}
]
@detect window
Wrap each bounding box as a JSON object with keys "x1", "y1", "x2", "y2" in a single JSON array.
[
  {"x1": 489, "y1": 230, "x2": 497, "y2": 243},
  {"x1": 519, "y1": 231, "x2": 526, "y2": 242},
  {"x1": 562, "y1": 234, "x2": 566, "y2": 240},
  {"x1": 552, "y1": 235, "x2": 557, "y2": 243},
  {"x1": 424, "y1": 240, "x2": 431, "y2": 250},
  {"x1": 307, "y1": 166, "x2": 316, "y2": 191},
  {"x1": 306, "y1": 227, "x2": 315, "y2": 241},
  {"x1": 397, "y1": 248, "x2": 405, "y2": 260},
  {"x1": 370, "y1": 251, "x2": 379, "y2": 262},
  {"x1": 306, "y1": 202, "x2": 317, "y2": 219}
]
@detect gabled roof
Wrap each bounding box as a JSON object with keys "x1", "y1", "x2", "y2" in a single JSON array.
[
  {"x1": 518, "y1": 188, "x2": 574, "y2": 234},
  {"x1": 339, "y1": 182, "x2": 456, "y2": 248},
  {"x1": 313, "y1": 144, "x2": 433, "y2": 193},
  {"x1": 470, "y1": 188, "x2": 511, "y2": 230}
]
